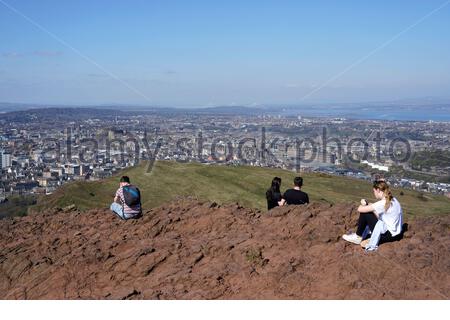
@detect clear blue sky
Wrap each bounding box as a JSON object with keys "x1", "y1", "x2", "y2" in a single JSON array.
[{"x1": 1, "y1": 0, "x2": 449, "y2": 106}]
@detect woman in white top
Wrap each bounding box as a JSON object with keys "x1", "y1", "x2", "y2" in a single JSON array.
[{"x1": 342, "y1": 180, "x2": 403, "y2": 251}]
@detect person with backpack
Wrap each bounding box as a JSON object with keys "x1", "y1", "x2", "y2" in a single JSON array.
[
  {"x1": 342, "y1": 180, "x2": 403, "y2": 251},
  {"x1": 279, "y1": 176, "x2": 309, "y2": 206},
  {"x1": 110, "y1": 176, "x2": 142, "y2": 220},
  {"x1": 266, "y1": 177, "x2": 282, "y2": 210}
]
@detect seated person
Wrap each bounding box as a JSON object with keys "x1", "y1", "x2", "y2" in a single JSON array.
[
  {"x1": 279, "y1": 177, "x2": 309, "y2": 206},
  {"x1": 110, "y1": 176, "x2": 142, "y2": 220},
  {"x1": 266, "y1": 177, "x2": 282, "y2": 210},
  {"x1": 342, "y1": 180, "x2": 403, "y2": 251}
]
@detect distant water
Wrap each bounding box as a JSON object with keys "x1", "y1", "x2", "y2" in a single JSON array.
[{"x1": 281, "y1": 105, "x2": 450, "y2": 122}]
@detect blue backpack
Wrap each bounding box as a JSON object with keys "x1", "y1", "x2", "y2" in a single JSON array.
[{"x1": 122, "y1": 185, "x2": 141, "y2": 206}]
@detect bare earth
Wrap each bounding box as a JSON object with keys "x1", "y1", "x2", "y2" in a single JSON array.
[{"x1": 0, "y1": 198, "x2": 449, "y2": 299}]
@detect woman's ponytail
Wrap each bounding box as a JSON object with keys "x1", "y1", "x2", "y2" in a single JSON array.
[
  {"x1": 383, "y1": 188, "x2": 393, "y2": 211},
  {"x1": 373, "y1": 180, "x2": 393, "y2": 211}
]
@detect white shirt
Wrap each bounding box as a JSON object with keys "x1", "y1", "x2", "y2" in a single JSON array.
[{"x1": 372, "y1": 197, "x2": 403, "y2": 236}]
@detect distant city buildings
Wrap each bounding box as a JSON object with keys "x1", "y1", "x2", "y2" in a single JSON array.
[
  {"x1": 0, "y1": 108, "x2": 448, "y2": 196},
  {"x1": 0, "y1": 149, "x2": 12, "y2": 169},
  {"x1": 361, "y1": 160, "x2": 389, "y2": 172}
]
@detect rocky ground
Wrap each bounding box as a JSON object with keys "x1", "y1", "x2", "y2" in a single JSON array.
[{"x1": 0, "y1": 198, "x2": 449, "y2": 299}]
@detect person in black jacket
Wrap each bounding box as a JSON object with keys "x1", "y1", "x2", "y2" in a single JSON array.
[
  {"x1": 266, "y1": 177, "x2": 282, "y2": 210},
  {"x1": 279, "y1": 177, "x2": 309, "y2": 206}
]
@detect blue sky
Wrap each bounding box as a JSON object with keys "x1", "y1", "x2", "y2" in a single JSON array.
[{"x1": 0, "y1": 0, "x2": 449, "y2": 106}]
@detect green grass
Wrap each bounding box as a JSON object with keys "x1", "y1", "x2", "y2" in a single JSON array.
[
  {"x1": 0, "y1": 194, "x2": 37, "y2": 219},
  {"x1": 32, "y1": 160, "x2": 450, "y2": 217}
]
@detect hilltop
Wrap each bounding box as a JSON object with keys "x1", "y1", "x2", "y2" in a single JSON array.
[
  {"x1": 1, "y1": 198, "x2": 448, "y2": 299},
  {"x1": 32, "y1": 161, "x2": 450, "y2": 217}
]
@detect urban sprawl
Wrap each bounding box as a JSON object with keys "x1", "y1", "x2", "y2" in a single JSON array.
[{"x1": 0, "y1": 107, "x2": 449, "y2": 202}]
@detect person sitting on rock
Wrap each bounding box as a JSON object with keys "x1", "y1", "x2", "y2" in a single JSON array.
[
  {"x1": 266, "y1": 177, "x2": 282, "y2": 210},
  {"x1": 279, "y1": 177, "x2": 309, "y2": 206},
  {"x1": 110, "y1": 176, "x2": 142, "y2": 220},
  {"x1": 342, "y1": 180, "x2": 403, "y2": 251}
]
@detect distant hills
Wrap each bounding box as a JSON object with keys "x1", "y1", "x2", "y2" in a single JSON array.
[
  {"x1": 2, "y1": 98, "x2": 450, "y2": 121},
  {"x1": 0, "y1": 104, "x2": 271, "y2": 118},
  {"x1": 0, "y1": 102, "x2": 270, "y2": 114}
]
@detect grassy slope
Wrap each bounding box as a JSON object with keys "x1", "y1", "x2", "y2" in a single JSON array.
[
  {"x1": 32, "y1": 160, "x2": 450, "y2": 217},
  {"x1": 0, "y1": 195, "x2": 37, "y2": 219}
]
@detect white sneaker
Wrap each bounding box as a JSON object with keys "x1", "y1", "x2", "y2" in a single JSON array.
[
  {"x1": 365, "y1": 246, "x2": 378, "y2": 252},
  {"x1": 342, "y1": 233, "x2": 362, "y2": 245}
]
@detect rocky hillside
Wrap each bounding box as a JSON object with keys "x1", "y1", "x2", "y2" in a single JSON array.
[{"x1": 0, "y1": 198, "x2": 448, "y2": 299}]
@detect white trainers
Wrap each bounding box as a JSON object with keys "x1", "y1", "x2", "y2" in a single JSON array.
[
  {"x1": 365, "y1": 245, "x2": 378, "y2": 252},
  {"x1": 342, "y1": 233, "x2": 362, "y2": 245}
]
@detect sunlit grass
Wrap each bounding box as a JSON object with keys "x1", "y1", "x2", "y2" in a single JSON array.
[{"x1": 33, "y1": 160, "x2": 450, "y2": 217}]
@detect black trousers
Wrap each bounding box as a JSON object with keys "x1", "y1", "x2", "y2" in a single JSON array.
[{"x1": 356, "y1": 212, "x2": 401, "y2": 244}]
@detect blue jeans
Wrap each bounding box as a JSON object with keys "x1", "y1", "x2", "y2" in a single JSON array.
[
  {"x1": 366, "y1": 220, "x2": 388, "y2": 251},
  {"x1": 110, "y1": 202, "x2": 141, "y2": 220},
  {"x1": 110, "y1": 202, "x2": 126, "y2": 219}
]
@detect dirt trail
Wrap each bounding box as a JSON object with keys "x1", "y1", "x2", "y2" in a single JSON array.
[{"x1": 0, "y1": 198, "x2": 448, "y2": 299}]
